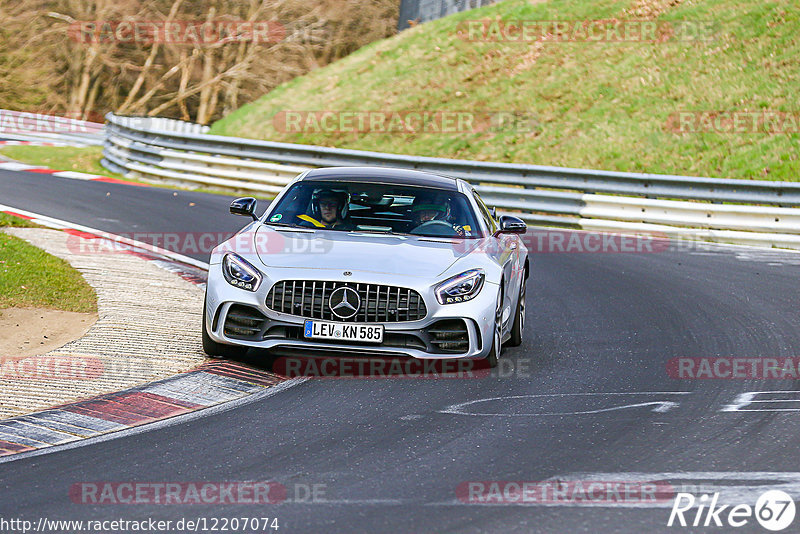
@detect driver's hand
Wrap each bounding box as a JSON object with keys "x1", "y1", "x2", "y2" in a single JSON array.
[{"x1": 453, "y1": 224, "x2": 465, "y2": 236}]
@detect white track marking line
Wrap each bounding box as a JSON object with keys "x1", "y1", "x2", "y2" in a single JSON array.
[
  {"x1": 0, "y1": 203, "x2": 209, "y2": 270},
  {"x1": 51, "y1": 171, "x2": 103, "y2": 180},
  {"x1": 439, "y1": 392, "x2": 690, "y2": 417},
  {"x1": 0, "y1": 161, "x2": 40, "y2": 171}
]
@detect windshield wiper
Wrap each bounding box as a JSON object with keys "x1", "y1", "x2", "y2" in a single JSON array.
[
  {"x1": 348, "y1": 232, "x2": 404, "y2": 238},
  {"x1": 350, "y1": 224, "x2": 397, "y2": 235},
  {"x1": 264, "y1": 222, "x2": 315, "y2": 232}
]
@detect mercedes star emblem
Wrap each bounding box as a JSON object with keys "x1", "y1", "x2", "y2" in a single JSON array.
[{"x1": 329, "y1": 286, "x2": 360, "y2": 319}]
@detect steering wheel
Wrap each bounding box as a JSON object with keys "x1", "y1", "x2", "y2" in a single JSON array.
[{"x1": 409, "y1": 220, "x2": 457, "y2": 236}]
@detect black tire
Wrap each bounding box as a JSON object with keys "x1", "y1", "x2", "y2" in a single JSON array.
[
  {"x1": 202, "y1": 298, "x2": 248, "y2": 359},
  {"x1": 481, "y1": 290, "x2": 503, "y2": 368},
  {"x1": 508, "y1": 276, "x2": 526, "y2": 347}
]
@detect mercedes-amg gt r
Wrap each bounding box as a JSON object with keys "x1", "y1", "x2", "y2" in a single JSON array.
[{"x1": 203, "y1": 166, "x2": 529, "y2": 367}]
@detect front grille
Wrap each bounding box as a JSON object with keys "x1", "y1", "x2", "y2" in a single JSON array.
[{"x1": 266, "y1": 280, "x2": 427, "y2": 323}]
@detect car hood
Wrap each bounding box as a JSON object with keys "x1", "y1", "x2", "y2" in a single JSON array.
[{"x1": 251, "y1": 225, "x2": 482, "y2": 279}]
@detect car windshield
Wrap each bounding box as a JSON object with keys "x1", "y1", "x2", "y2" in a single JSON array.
[{"x1": 264, "y1": 180, "x2": 484, "y2": 238}]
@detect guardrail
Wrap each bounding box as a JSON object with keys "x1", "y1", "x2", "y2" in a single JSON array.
[
  {"x1": 102, "y1": 112, "x2": 800, "y2": 250},
  {"x1": 397, "y1": 0, "x2": 499, "y2": 31}
]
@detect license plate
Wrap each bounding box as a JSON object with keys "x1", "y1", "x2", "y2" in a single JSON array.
[{"x1": 303, "y1": 320, "x2": 383, "y2": 343}]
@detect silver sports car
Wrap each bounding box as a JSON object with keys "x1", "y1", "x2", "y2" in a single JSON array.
[{"x1": 203, "y1": 167, "x2": 529, "y2": 367}]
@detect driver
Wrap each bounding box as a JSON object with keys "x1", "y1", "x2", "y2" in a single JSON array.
[
  {"x1": 409, "y1": 194, "x2": 466, "y2": 236},
  {"x1": 298, "y1": 188, "x2": 353, "y2": 229}
]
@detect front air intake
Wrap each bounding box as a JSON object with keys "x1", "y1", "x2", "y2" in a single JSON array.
[
  {"x1": 427, "y1": 319, "x2": 469, "y2": 354},
  {"x1": 223, "y1": 304, "x2": 268, "y2": 339}
]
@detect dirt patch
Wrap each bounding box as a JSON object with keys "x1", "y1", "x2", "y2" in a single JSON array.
[
  {"x1": 624, "y1": 0, "x2": 686, "y2": 19},
  {"x1": 0, "y1": 308, "x2": 97, "y2": 360}
]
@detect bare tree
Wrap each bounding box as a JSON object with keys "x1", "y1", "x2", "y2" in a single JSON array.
[{"x1": 0, "y1": 0, "x2": 400, "y2": 123}]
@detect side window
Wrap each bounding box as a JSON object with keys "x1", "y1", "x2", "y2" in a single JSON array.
[{"x1": 472, "y1": 190, "x2": 497, "y2": 234}]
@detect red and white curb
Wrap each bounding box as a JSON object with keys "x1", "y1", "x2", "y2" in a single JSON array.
[
  {"x1": 0, "y1": 140, "x2": 69, "y2": 147},
  {"x1": 0, "y1": 208, "x2": 302, "y2": 458},
  {"x1": 0, "y1": 361, "x2": 288, "y2": 458},
  {"x1": 0, "y1": 160, "x2": 145, "y2": 187}
]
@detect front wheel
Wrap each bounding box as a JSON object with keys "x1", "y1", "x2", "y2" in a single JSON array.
[
  {"x1": 481, "y1": 290, "x2": 503, "y2": 368},
  {"x1": 202, "y1": 298, "x2": 248, "y2": 359},
  {"x1": 508, "y1": 277, "x2": 526, "y2": 347}
]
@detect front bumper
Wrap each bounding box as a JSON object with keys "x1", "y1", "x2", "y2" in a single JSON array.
[{"x1": 204, "y1": 263, "x2": 498, "y2": 360}]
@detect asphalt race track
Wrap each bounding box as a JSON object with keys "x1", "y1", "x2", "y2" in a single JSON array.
[
  {"x1": 0, "y1": 170, "x2": 240, "y2": 260},
  {"x1": 2, "y1": 170, "x2": 800, "y2": 533}
]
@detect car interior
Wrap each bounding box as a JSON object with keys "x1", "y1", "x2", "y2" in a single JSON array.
[{"x1": 271, "y1": 180, "x2": 481, "y2": 237}]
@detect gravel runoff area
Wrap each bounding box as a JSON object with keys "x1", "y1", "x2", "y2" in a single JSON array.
[{"x1": 0, "y1": 228, "x2": 208, "y2": 419}]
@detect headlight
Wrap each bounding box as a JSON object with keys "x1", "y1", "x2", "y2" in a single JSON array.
[
  {"x1": 435, "y1": 269, "x2": 485, "y2": 304},
  {"x1": 222, "y1": 253, "x2": 262, "y2": 291}
]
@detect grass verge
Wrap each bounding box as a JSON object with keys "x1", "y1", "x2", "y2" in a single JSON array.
[
  {"x1": 0, "y1": 214, "x2": 97, "y2": 313},
  {"x1": 211, "y1": 0, "x2": 800, "y2": 181},
  {"x1": 0, "y1": 145, "x2": 123, "y2": 178}
]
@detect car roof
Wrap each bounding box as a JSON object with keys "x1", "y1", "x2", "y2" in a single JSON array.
[{"x1": 300, "y1": 166, "x2": 459, "y2": 191}]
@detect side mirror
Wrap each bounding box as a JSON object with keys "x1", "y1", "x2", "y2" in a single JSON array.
[
  {"x1": 230, "y1": 197, "x2": 258, "y2": 221},
  {"x1": 495, "y1": 215, "x2": 527, "y2": 235}
]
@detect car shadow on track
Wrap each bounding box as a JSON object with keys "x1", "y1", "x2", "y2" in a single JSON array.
[{"x1": 220, "y1": 348, "x2": 499, "y2": 380}]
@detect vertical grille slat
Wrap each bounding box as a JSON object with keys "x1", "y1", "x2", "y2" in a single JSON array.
[
  {"x1": 357, "y1": 283, "x2": 366, "y2": 323},
  {"x1": 322, "y1": 281, "x2": 328, "y2": 320},
  {"x1": 266, "y1": 280, "x2": 426, "y2": 323},
  {"x1": 394, "y1": 287, "x2": 400, "y2": 321},
  {"x1": 312, "y1": 281, "x2": 318, "y2": 318}
]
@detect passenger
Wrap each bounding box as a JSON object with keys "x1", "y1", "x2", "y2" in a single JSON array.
[{"x1": 409, "y1": 194, "x2": 466, "y2": 236}]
